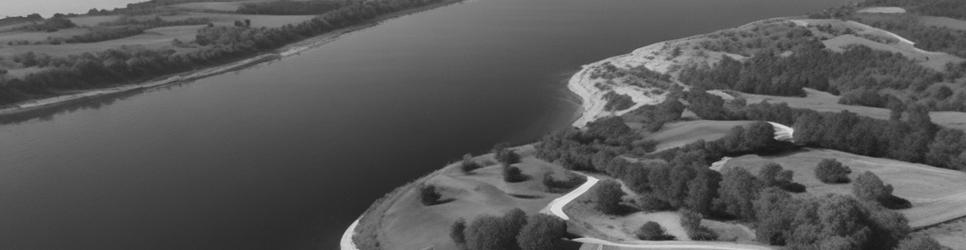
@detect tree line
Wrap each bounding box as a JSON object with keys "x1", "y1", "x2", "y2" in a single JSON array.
[
  {"x1": 0, "y1": 0, "x2": 447, "y2": 106},
  {"x1": 685, "y1": 88, "x2": 966, "y2": 171}
]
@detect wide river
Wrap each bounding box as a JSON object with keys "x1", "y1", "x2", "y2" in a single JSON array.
[{"x1": 0, "y1": 0, "x2": 849, "y2": 249}]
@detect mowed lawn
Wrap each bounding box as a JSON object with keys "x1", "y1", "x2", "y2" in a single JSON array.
[
  {"x1": 0, "y1": 25, "x2": 206, "y2": 57},
  {"x1": 723, "y1": 148, "x2": 966, "y2": 228},
  {"x1": 370, "y1": 147, "x2": 580, "y2": 250},
  {"x1": 738, "y1": 88, "x2": 966, "y2": 132}
]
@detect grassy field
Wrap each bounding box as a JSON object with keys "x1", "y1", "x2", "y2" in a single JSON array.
[
  {"x1": 357, "y1": 147, "x2": 584, "y2": 250},
  {"x1": 722, "y1": 148, "x2": 966, "y2": 229},
  {"x1": 646, "y1": 120, "x2": 753, "y2": 152},
  {"x1": 920, "y1": 16, "x2": 966, "y2": 31},
  {"x1": 68, "y1": 15, "x2": 121, "y2": 27},
  {"x1": 0, "y1": 28, "x2": 89, "y2": 44},
  {"x1": 916, "y1": 217, "x2": 966, "y2": 250},
  {"x1": 738, "y1": 88, "x2": 966, "y2": 131},
  {"x1": 797, "y1": 18, "x2": 965, "y2": 71},
  {"x1": 0, "y1": 24, "x2": 205, "y2": 57}
]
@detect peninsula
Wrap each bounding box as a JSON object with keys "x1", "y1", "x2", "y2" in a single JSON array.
[{"x1": 349, "y1": 0, "x2": 966, "y2": 249}]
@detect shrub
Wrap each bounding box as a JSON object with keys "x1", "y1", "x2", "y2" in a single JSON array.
[
  {"x1": 637, "y1": 193, "x2": 672, "y2": 212},
  {"x1": 451, "y1": 218, "x2": 467, "y2": 245},
  {"x1": 637, "y1": 221, "x2": 675, "y2": 240},
  {"x1": 593, "y1": 180, "x2": 625, "y2": 214},
  {"x1": 543, "y1": 171, "x2": 586, "y2": 192},
  {"x1": 815, "y1": 159, "x2": 851, "y2": 183},
  {"x1": 896, "y1": 236, "x2": 944, "y2": 250},
  {"x1": 460, "y1": 154, "x2": 482, "y2": 173},
  {"x1": 420, "y1": 184, "x2": 441, "y2": 206},
  {"x1": 680, "y1": 209, "x2": 718, "y2": 241},
  {"x1": 502, "y1": 166, "x2": 528, "y2": 183},
  {"x1": 516, "y1": 214, "x2": 567, "y2": 250},
  {"x1": 464, "y1": 209, "x2": 527, "y2": 250}
]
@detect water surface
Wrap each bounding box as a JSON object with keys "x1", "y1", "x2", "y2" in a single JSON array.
[{"x1": 0, "y1": 0, "x2": 849, "y2": 249}]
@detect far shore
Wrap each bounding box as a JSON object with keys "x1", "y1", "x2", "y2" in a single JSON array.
[{"x1": 0, "y1": 0, "x2": 463, "y2": 118}]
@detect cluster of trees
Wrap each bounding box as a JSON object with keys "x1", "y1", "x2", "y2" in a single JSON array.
[
  {"x1": 452, "y1": 210, "x2": 568, "y2": 250},
  {"x1": 815, "y1": 159, "x2": 852, "y2": 183},
  {"x1": 853, "y1": 171, "x2": 911, "y2": 209},
  {"x1": 687, "y1": 89, "x2": 966, "y2": 171},
  {"x1": 22, "y1": 16, "x2": 76, "y2": 32},
  {"x1": 0, "y1": 0, "x2": 446, "y2": 106},
  {"x1": 534, "y1": 117, "x2": 648, "y2": 172},
  {"x1": 854, "y1": 13, "x2": 966, "y2": 58},
  {"x1": 752, "y1": 185, "x2": 911, "y2": 249},
  {"x1": 624, "y1": 93, "x2": 685, "y2": 132},
  {"x1": 637, "y1": 221, "x2": 675, "y2": 240},
  {"x1": 237, "y1": 0, "x2": 347, "y2": 15},
  {"x1": 603, "y1": 91, "x2": 635, "y2": 111},
  {"x1": 680, "y1": 41, "x2": 940, "y2": 99}
]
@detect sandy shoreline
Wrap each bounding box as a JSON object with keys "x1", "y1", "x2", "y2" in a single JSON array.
[{"x1": 0, "y1": 0, "x2": 462, "y2": 118}]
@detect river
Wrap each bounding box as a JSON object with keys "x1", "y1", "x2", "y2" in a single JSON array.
[{"x1": 0, "y1": 0, "x2": 849, "y2": 249}]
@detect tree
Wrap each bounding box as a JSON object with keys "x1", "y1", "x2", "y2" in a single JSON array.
[
  {"x1": 680, "y1": 209, "x2": 717, "y2": 240},
  {"x1": 896, "y1": 236, "x2": 944, "y2": 250},
  {"x1": 852, "y1": 171, "x2": 910, "y2": 209},
  {"x1": 713, "y1": 167, "x2": 761, "y2": 220},
  {"x1": 464, "y1": 209, "x2": 527, "y2": 250},
  {"x1": 503, "y1": 166, "x2": 528, "y2": 183},
  {"x1": 516, "y1": 214, "x2": 567, "y2": 250},
  {"x1": 593, "y1": 180, "x2": 625, "y2": 214},
  {"x1": 758, "y1": 163, "x2": 784, "y2": 187},
  {"x1": 637, "y1": 221, "x2": 675, "y2": 240},
  {"x1": 815, "y1": 159, "x2": 851, "y2": 184},
  {"x1": 493, "y1": 143, "x2": 521, "y2": 166},
  {"x1": 451, "y1": 218, "x2": 467, "y2": 245},
  {"x1": 420, "y1": 184, "x2": 442, "y2": 205},
  {"x1": 685, "y1": 168, "x2": 720, "y2": 215},
  {"x1": 754, "y1": 187, "x2": 794, "y2": 245},
  {"x1": 460, "y1": 153, "x2": 482, "y2": 173}
]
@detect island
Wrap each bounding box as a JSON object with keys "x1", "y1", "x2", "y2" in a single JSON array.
[{"x1": 348, "y1": 0, "x2": 966, "y2": 249}]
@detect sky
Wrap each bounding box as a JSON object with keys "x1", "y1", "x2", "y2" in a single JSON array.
[{"x1": 0, "y1": 0, "x2": 142, "y2": 18}]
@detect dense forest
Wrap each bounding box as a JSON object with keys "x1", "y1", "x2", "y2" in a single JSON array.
[
  {"x1": 0, "y1": 0, "x2": 447, "y2": 106},
  {"x1": 679, "y1": 40, "x2": 943, "y2": 98}
]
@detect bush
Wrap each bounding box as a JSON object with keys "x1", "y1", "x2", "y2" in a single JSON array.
[
  {"x1": 420, "y1": 184, "x2": 441, "y2": 206},
  {"x1": 516, "y1": 214, "x2": 567, "y2": 250},
  {"x1": 460, "y1": 154, "x2": 482, "y2": 173},
  {"x1": 637, "y1": 221, "x2": 675, "y2": 240},
  {"x1": 502, "y1": 166, "x2": 528, "y2": 183},
  {"x1": 637, "y1": 193, "x2": 672, "y2": 212},
  {"x1": 680, "y1": 209, "x2": 718, "y2": 240},
  {"x1": 593, "y1": 180, "x2": 626, "y2": 214},
  {"x1": 464, "y1": 209, "x2": 527, "y2": 250},
  {"x1": 896, "y1": 236, "x2": 944, "y2": 250},
  {"x1": 853, "y1": 171, "x2": 911, "y2": 209},
  {"x1": 451, "y1": 218, "x2": 467, "y2": 245},
  {"x1": 543, "y1": 171, "x2": 586, "y2": 192},
  {"x1": 815, "y1": 159, "x2": 851, "y2": 184}
]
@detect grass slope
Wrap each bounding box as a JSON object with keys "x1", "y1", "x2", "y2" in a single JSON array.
[{"x1": 723, "y1": 148, "x2": 966, "y2": 228}]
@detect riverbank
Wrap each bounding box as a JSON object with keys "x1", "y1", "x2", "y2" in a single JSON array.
[{"x1": 0, "y1": 0, "x2": 463, "y2": 118}]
